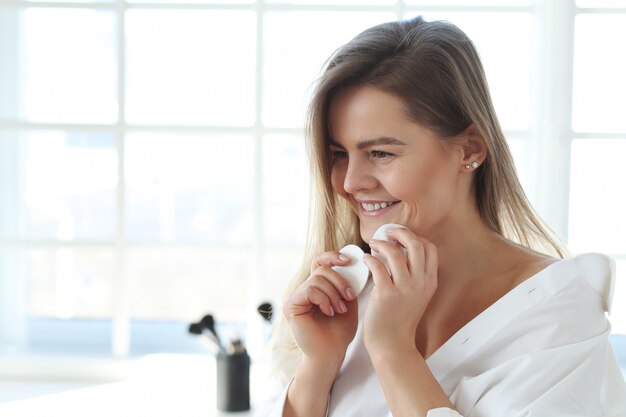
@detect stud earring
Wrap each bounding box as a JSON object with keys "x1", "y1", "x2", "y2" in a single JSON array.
[{"x1": 465, "y1": 161, "x2": 480, "y2": 169}]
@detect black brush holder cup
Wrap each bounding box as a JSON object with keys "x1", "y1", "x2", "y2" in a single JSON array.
[{"x1": 216, "y1": 350, "x2": 250, "y2": 412}]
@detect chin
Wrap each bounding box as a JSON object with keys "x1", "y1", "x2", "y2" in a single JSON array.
[{"x1": 359, "y1": 223, "x2": 377, "y2": 243}]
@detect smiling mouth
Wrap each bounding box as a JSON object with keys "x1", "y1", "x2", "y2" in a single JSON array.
[{"x1": 359, "y1": 200, "x2": 400, "y2": 212}]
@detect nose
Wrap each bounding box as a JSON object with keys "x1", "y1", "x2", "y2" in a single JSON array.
[{"x1": 342, "y1": 156, "x2": 378, "y2": 194}]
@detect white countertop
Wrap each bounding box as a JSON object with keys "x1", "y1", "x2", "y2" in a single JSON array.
[
  {"x1": 0, "y1": 354, "x2": 262, "y2": 417},
  {"x1": 0, "y1": 378, "x2": 251, "y2": 417}
]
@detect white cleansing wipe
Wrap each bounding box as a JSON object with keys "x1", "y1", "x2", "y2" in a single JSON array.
[{"x1": 331, "y1": 224, "x2": 408, "y2": 297}]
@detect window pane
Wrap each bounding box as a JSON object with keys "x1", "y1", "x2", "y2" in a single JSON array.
[
  {"x1": 407, "y1": 0, "x2": 530, "y2": 4},
  {"x1": 572, "y1": 14, "x2": 626, "y2": 133},
  {"x1": 0, "y1": 131, "x2": 118, "y2": 241},
  {"x1": 27, "y1": 318, "x2": 112, "y2": 355},
  {"x1": 125, "y1": 10, "x2": 256, "y2": 126},
  {"x1": 21, "y1": 9, "x2": 117, "y2": 124},
  {"x1": 404, "y1": 12, "x2": 531, "y2": 131},
  {"x1": 29, "y1": 0, "x2": 114, "y2": 3},
  {"x1": 0, "y1": 131, "x2": 22, "y2": 240},
  {"x1": 577, "y1": 0, "x2": 626, "y2": 7},
  {"x1": 0, "y1": 11, "x2": 20, "y2": 122},
  {"x1": 0, "y1": 247, "x2": 27, "y2": 348},
  {"x1": 130, "y1": 0, "x2": 251, "y2": 3},
  {"x1": 127, "y1": 248, "x2": 252, "y2": 322},
  {"x1": 125, "y1": 132, "x2": 255, "y2": 244},
  {"x1": 262, "y1": 134, "x2": 309, "y2": 245},
  {"x1": 262, "y1": 248, "x2": 303, "y2": 303},
  {"x1": 266, "y1": 0, "x2": 394, "y2": 4},
  {"x1": 129, "y1": 320, "x2": 209, "y2": 356},
  {"x1": 22, "y1": 248, "x2": 115, "y2": 319},
  {"x1": 568, "y1": 139, "x2": 626, "y2": 253},
  {"x1": 262, "y1": 11, "x2": 396, "y2": 128}
]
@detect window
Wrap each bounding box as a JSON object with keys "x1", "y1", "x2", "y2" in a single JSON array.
[
  {"x1": 0, "y1": 0, "x2": 624, "y2": 360},
  {"x1": 569, "y1": 2, "x2": 626, "y2": 332}
]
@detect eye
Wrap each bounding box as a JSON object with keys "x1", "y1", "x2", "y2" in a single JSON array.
[
  {"x1": 331, "y1": 149, "x2": 348, "y2": 160},
  {"x1": 370, "y1": 149, "x2": 394, "y2": 159}
]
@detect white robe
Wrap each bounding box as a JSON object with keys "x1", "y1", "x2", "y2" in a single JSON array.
[{"x1": 257, "y1": 253, "x2": 626, "y2": 417}]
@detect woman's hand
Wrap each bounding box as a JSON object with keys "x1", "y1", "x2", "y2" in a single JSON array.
[
  {"x1": 283, "y1": 251, "x2": 359, "y2": 371},
  {"x1": 362, "y1": 228, "x2": 438, "y2": 358}
]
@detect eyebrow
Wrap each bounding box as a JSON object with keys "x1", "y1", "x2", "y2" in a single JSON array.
[{"x1": 329, "y1": 137, "x2": 407, "y2": 150}]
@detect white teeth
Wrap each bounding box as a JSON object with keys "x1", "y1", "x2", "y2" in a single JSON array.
[{"x1": 361, "y1": 201, "x2": 395, "y2": 211}]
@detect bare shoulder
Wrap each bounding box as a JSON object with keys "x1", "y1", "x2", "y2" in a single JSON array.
[{"x1": 506, "y1": 246, "x2": 560, "y2": 287}]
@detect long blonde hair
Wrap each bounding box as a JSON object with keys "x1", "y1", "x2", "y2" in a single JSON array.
[{"x1": 269, "y1": 16, "x2": 565, "y2": 384}]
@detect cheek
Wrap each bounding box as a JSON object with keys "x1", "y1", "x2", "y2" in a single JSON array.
[
  {"x1": 383, "y1": 170, "x2": 414, "y2": 199},
  {"x1": 383, "y1": 164, "x2": 453, "y2": 227}
]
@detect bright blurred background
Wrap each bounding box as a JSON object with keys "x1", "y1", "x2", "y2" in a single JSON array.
[{"x1": 0, "y1": 0, "x2": 625, "y2": 404}]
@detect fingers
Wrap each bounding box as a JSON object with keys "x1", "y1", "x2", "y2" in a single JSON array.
[
  {"x1": 286, "y1": 266, "x2": 356, "y2": 318},
  {"x1": 368, "y1": 228, "x2": 438, "y2": 288},
  {"x1": 369, "y1": 238, "x2": 410, "y2": 284},
  {"x1": 363, "y1": 253, "x2": 392, "y2": 290},
  {"x1": 308, "y1": 270, "x2": 351, "y2": 314},
  {"x1": 390, "y1": 229, "x2": 425, "y2": 286},
  {"x1": 305, "y1": 286, "x2": 337, "y2": 317},
  {"x1": 311, "y1": 251, "x2": 351, "y2": 273}
]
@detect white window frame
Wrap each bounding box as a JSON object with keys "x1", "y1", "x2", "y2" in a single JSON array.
[{"x1": 0, "y1": 0, "x2": 624, "y2": 365}]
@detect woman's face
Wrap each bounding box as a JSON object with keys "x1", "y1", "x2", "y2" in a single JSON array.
[{"x1": 328, "y1": 85, "x2": 465, "y2": 242}]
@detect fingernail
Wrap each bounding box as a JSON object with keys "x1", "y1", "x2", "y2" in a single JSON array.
[
  {"x1": 329, "y1": 306, "x2": 335, "y2": 316},
  {"x1": 339, "y1": 300, "x2": 347, "y2": 313},
  {"x1": 345, "y1": 287, "x2": 356, "y2": 300},
  {"x1": 338, "y1": 254, "x2": 350, "y2": 262}
]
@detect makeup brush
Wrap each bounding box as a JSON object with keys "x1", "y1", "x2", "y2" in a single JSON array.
[
  {"x1": 257, "y1": 302, "x2": 273, "y2": 322},
  {"x1": 188, "y1": 321, "x2": 222, "y2": 353},
  {"x1": 188, "y1": 322, "x2": 203, "y2": 335},
  {"x1": 200, "y1": 314, "x2": 223, "y2": 349}
]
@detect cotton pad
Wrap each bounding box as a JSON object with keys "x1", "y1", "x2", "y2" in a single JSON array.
[
  {"x1": 372, "y1": 223, "x2": 408, "y2": 243},
  {"x1": 331, "y1": 225, "x2": 408, "y2": 297},
  {"x1": 331, "y1": 244, "x2": 369, "y2": 296},
  {"x1": 371, "y1": 223, "x2": 408, "y2": 270}
]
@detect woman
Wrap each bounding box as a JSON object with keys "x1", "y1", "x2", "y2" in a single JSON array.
[{"x1": 259, "y1": 16, "x2": 626, "y2": 417}]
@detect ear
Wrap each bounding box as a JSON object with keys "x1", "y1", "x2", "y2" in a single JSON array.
[{"x1": 456, "y1": 124, "x2": 487, "y2": 171}]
